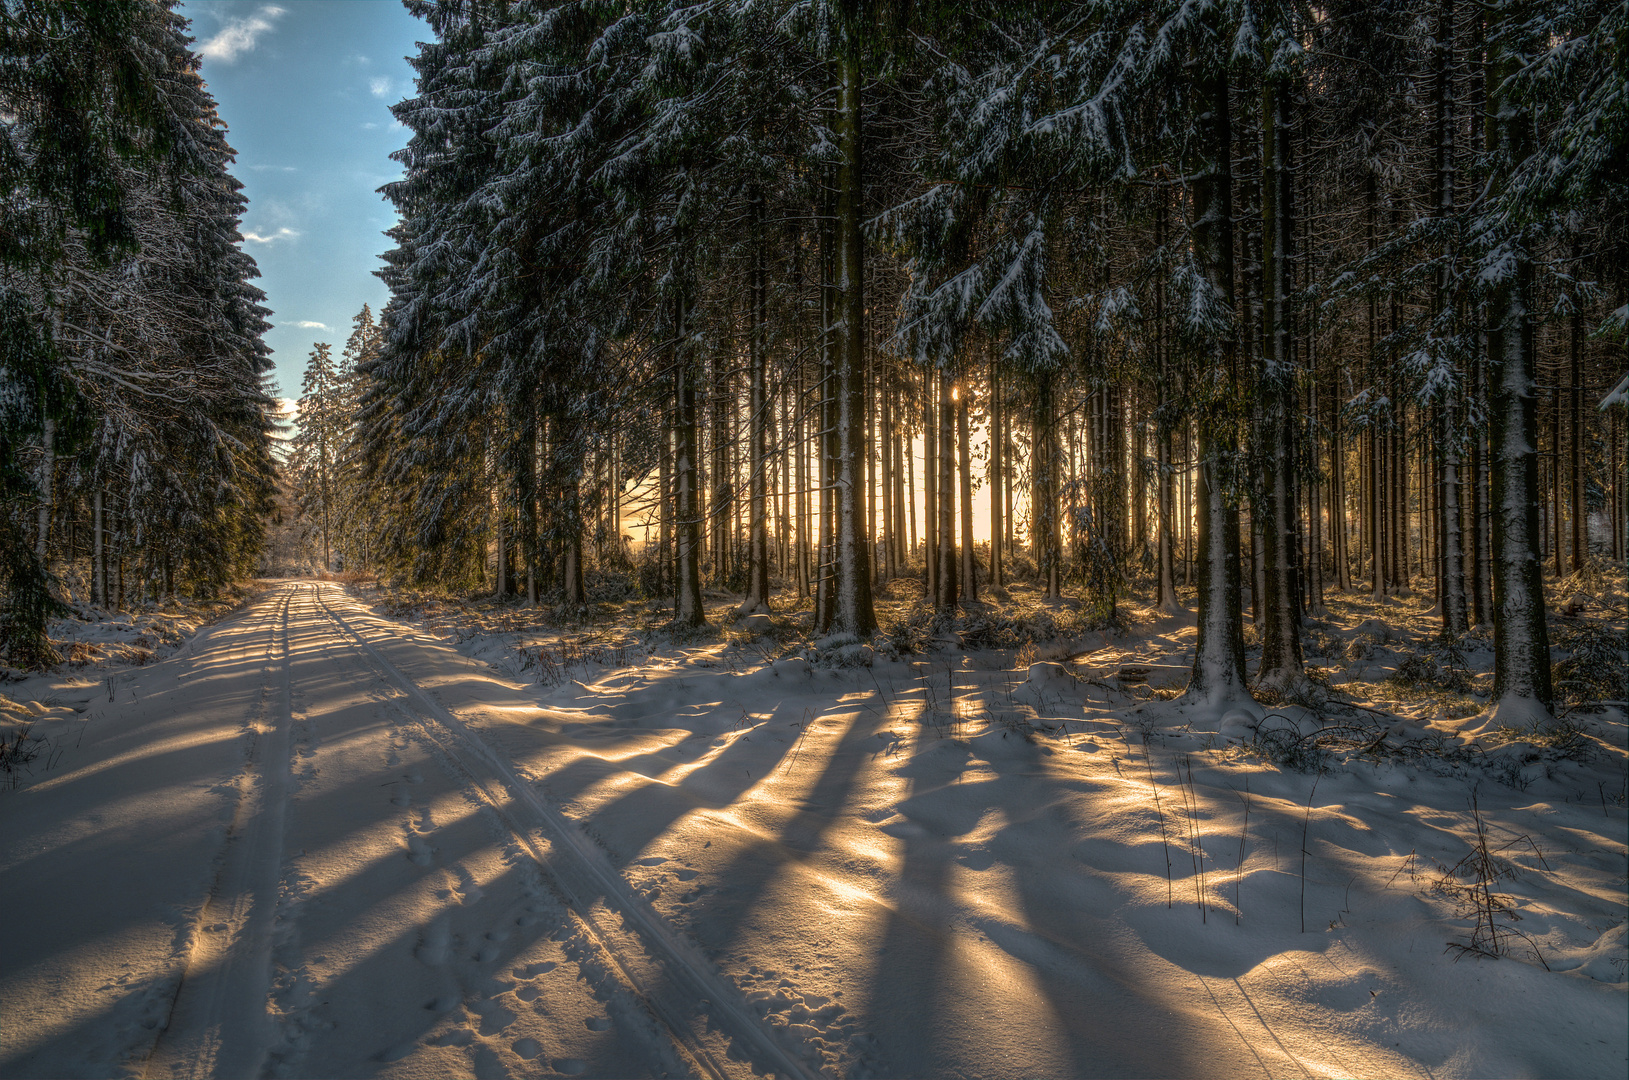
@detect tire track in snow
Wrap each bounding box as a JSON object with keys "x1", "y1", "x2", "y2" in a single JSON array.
[
  {"x1": 142, "y1": 585, "x2": 298, "y2": 1079},
  {"x1": 311, "y1": 586, "x2": 823, "y2": 1080}
]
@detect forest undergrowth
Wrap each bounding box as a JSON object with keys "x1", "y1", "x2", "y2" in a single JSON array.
[{"x1": 348, "y1": 558, "x2": 1628, "y2": 801}]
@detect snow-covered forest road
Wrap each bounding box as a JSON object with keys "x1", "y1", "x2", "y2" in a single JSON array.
[{"x1": 2, "y1": 581, "x2": 1623, "y2": 1079}]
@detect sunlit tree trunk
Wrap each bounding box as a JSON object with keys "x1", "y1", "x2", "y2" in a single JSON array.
[
  {"x1": 741, "y1": 189, "x2": 772, "y2": 614},
  {"x1": 958, "y1": 379, "x2": 976, "y2": 602},
  {"x1": 989, "y1": 356, "x2": 1004, "y2": 590},
  {"x1": 935, "y1": 366, "x2": 957, "y2": 609},
  {"x1": 674, "y1": 296, "x2": 705, "y2": 627},
  {"x1": 1033, "y1": 373, "x2": 1062, "y2": 599},
  {"x1": 831, "y1": 46, "x2": 877, "y2": 637}
]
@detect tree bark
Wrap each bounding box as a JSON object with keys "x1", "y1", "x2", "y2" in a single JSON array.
[
  {"x1": 989, "y1": 357, "x2": 1004, "y2": 590},
  {"x1": 1485, "y1": 46, "x2": 1553, "y2": 718},
  {"x1": 924, "y1": 366, "x2": 938, "y2": 598},
  {"x1": 93, "y1": 486, "x2": 104, "y2": 607},
  {"x1": 1034, "y1": 373, "x2": 1063, "y2": 599},
  {"x1": 958, "y1": 379, "x2": 977, "y2": 603},
  {"x1": 1257, "y1": 65, "x2": 1304, "y2": 691},
  {"x1": 741, "y1": 190, "x2": 772, "y2": 614},
  {"x1": 935, "y1": 366, "x2": 958, "y2": 609},
  {"x1": 1184, "y1": 58, "x2": 1249, "y2": 705},
  {"x1": 1434, "y1": 0, "x2": 1469, "y2": 637},
  {"x1": 673, "y1": 297, "x2": 706, "y2": 627},
  {"x1": 832, "y1": 45, "x2": 876, "y2": 637}
]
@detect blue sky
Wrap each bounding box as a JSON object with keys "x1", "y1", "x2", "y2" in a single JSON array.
[{"x1": 178, "y1": 1, "x2": 423, "y2": 405}]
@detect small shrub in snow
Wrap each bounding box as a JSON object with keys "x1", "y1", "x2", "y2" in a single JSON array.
[
  {"x1": 1551, "y1": 622, "x2": 1628, "y2": 712},
  {"x1": 586, "y1": 569, "x2": 636, "y2": 603},
  {"x1": 1386, "y1": 644, "x2": 1473, "y2": 695},
  {"x1": 1434, "y1": 797, "x2": 1552, "y2": 969},
  {"x1": 0, "y1": 727, "x2": 43, "y2": 787}
]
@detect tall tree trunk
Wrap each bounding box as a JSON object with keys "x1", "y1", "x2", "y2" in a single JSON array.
[
  {"x1": 1185, "y1": 58, "x2": 1248, "y2": 705},
  {"x1": 1435, "y1": 0, "x2": 1469, "y2": 636},
  {"x1": 906, "y1": 398, "x2": 918, "y2": 566},
  {"x1": 1470, "y1": 348, "x2": 1492, "y2": 622},
  {"x1": 1486, "y1": 44, "x2": 1553, "y2": 719},
  {"x1": 1156, "y1": 342, "x2": 1178, "y2": 612},
  {"x1": 1330, "y1": 384, "x2": 1350, "y2": 590},
  {"x1": 958, "y1": 380, "x2": 977, "y2": 603},
  {"x1": 1552, "y1": 382, "x2": 1565, "y2": 577},
  {"x1": 832, "y1": 45, "x2": 876, "y2": 637},
  {"x1": 1034, "y1": 373, "x2": 1063, "y2": 599},
  {"x1": 935, "y1": 367, "x2": 958, "y2": 609},
  {"x1": 815, "y1": 183, "x2": 838, "y2": 634},
  {"x1": 795, "y1": 358, "x2": 810, "y2": 597},
  {"x1": 93, "y1": 486, "x2": 104, "y2": 607},
  {"x1": 924, "y1": 366, "x2": 938, "y2": 598},
  {"x1": 881, "y1": 374, "x2": 895, "y2": 581},
  {"x1": 562, "y1": 478, "x2": 584, "y2": 608},
  {"x1": 1569, "y1": 298, "x2": 1585, "y2": 570},
  {"x1": 673, "y1": 297, "x2": 706, "y2": 627},
  {"x1": 1257, "y1": 64, "x2": 1304, "y2": 690},
  {"x1": 741, "y1": 191, "x2": 772, "y2": 614},
  {"x1": 989, "y1": 357, "x2": 1004, "y2": 590},
  {"x1": 1307, "y1": 378, "x2": 1324, "y2": 613},
  {"x1": 36, "y1": 417, "x2": 53, "y2": 565},
  {"x1": 494, "y1": 486, "x2": 507, "y2": 601},
  {"x1": 520, "y1": 396, "x2": 538, "y2": 606},
  {"x1": 659, "y1": 401, "x2": 673, "y2": 599}
]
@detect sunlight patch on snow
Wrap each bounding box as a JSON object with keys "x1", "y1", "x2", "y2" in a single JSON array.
[
  {"x1": 0, "y1": 925, "x2": 174, "y2": 1067},
  {"x1": 24, "y1": 726, "x2": 243, "y2": 795}
]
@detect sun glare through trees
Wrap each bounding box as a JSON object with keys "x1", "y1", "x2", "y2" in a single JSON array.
[{"x1": 1, "y1": 2, "x2": 1625, "y2": 1079}]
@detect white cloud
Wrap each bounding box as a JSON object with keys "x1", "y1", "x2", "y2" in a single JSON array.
[
  {"x1": 247, "y1": 164, "x2": 298, "y2": 173},
  {"x1": 199, "y1": 5, "x2": 287, "y2": 63},
  {"x1": 291, "y1": 321, "x2": 329, "y2": 330},
  {"x1": 369, "y1": 76, "x2": 393, "y2": 98},
  {"x1": 241, "y1": 227, "x2": 299, "y2": 244}
]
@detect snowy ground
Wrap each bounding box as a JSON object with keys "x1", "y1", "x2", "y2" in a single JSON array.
[{"x1": 0, "y1": 579, "x2": 1623, "y2": 1079}]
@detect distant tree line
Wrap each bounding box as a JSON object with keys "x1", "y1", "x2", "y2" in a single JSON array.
[
  {"x1": 1, "y1": 0, "x2": 278, "y2": 666},
  {"x1": 338, "y1": 0, "x2": 1623, "y2": 723}
]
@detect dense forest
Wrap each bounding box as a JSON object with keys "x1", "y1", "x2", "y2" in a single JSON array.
[
  {"x1": 290, "y1": 0, "x2": 1625, "y2": 725},
  {"x1": 1, "y1": 0, "x2": 279, "y2": 665},
  {"x1": 5, "y1": 0, "x2": 1625, "y2": 730}
]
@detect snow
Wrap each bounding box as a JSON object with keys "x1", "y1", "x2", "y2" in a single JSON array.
[{"x1": 0, "y1": 580, "x2": 1624, "y2": 1079}]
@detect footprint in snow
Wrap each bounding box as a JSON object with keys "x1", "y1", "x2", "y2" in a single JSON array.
[
  {"x1": 584, "y1": 1016, "x2": 610, "y2": 1032},
  {"x1": 512, "y1": 1038, "x2": 543, "y2": 1060},
  {"x1": 472, "y1": 1002, "x2": 517, "y2": 1035},
  {"x1": 406, "y1": 835, "x2": 435, "y2": 866},
  {"x1": 429, "y1": 1028, "x2": 474, "y2": 1047},
  {"x1": 515, "y1": 961, "x2": 556, "y2": 978},
  {"x1": 554, "y1": 1059, "x2": 587, "y2": 1075},
  {"x1": 416, "y1": 918, "x2": 451, "y2": 966}
]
